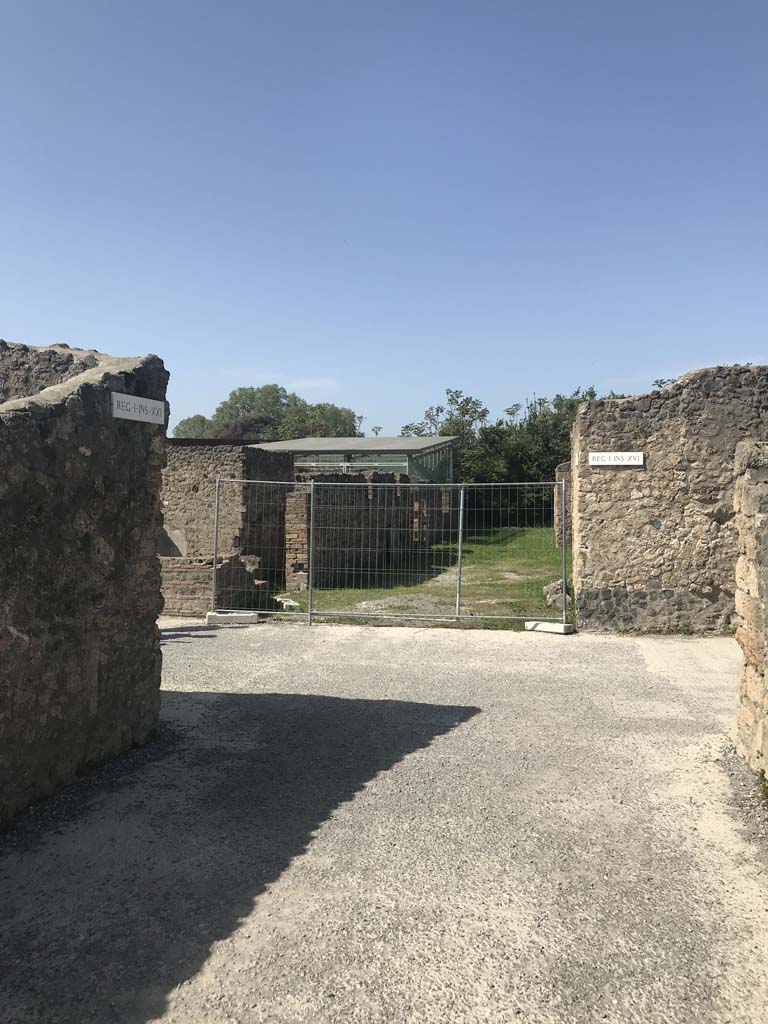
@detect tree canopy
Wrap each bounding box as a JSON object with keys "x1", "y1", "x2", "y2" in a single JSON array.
[
  {"x1": 173, "y1": 385, "x2": 360, "y2": 442},
  {"x1": 401, "y1": 386, "x2": 601, "y2": 482},
  {"x1": 174, "y1": 379, "x2": 652, "y2": 481}
]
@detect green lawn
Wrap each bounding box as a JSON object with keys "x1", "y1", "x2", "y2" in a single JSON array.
[{"x1": 285, "y1": 527, "x2": 571, "y2": 629}]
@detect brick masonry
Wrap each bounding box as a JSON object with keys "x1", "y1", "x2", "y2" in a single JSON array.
[
  {"x1": 734, "y1": 441, "x2": 768, "y2": 775},
  {"x1": 571, "y1": 364, "x2": 768, "y2": 633},
  {"x1": 0, "y1": 341, "x2": 169, "y2": 824}
]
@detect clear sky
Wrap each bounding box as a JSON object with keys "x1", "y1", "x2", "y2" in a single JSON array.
[{"x1": 2, "y1": 1, "x2": 766, "y2": 433}]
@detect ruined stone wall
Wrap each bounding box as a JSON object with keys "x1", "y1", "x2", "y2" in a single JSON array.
[
  {"x1": 0, "y1": 339, "x2": 98, "y2": 402},
  {"x1": 733, "y1": 442, "x2": 768, "y2": 775},
  {"x1": 160, "y1": 442, "x2": 293, "y2": 613},
  {"x1": 284, "y1": 484, "x2": 312, "y2": 591},
  {"x1": 0, "y1": 342, "x2": 168, "y2": 823},
  {"x1": 554, "y1": 461, "x2": 572, "y2": 548},
  {"x1": 162, "y1": 443, "x2": 242, "y2": 558},
  {"x1": 162, "y1": 555, "x2": 277, "y2": 616},
  {"x1": 284, "y1": 474, "x2": 446, "y2": 592},
  {"x1": 572, "y1": 365, "x2": 768, "y2": 632},
  {"x1": 161, "y1": 441, "x2": 293, "y2": 559}
]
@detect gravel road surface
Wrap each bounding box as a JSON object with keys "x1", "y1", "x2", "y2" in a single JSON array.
[{"x1": 1, "y1": 621, "x2": 767, "y2": 1024}]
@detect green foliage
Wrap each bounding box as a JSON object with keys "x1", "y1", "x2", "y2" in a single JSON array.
[
  {"x1": 401, "y1": 389, "x2": 489, "y2": 477},
  {"x1": 174, "y1": 384, "x2": 360, "y2": 441},
  {"x1": 173, "y1": 414, "x2": 213, "y2": 438},
  {"x1": 481, "y1": 388, "x2": 598, "y2": 483},
  {"x1": 653, "y1": 377, "x2": 677, "y2": 388},
  {"x1": 402, "y1": 386, "x2": 598, "y2": 482}
]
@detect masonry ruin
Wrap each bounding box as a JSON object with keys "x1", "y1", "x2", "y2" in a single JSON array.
[
  {"x1": 286, "y1": 473, "x2": 450, "y2": 592},
  {"x1": 160, "y1": 440, "x2": 294, "y2": 615},
  {"x1": 733, "y1": 441, "x2": 768, "y2": 774},
  {"x1": 160, "y1": 441, "x2": 453, "y2": 614},
  {"x1": 1, "y1": 341, "x2": 169, "y2": 824},
  {"x1": 571, "y1": 364, "x2": 768, "y2": 633}
]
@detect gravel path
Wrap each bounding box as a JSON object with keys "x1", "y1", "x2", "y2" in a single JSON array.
[{"x1": 1, "y1": 621, "x2": 767, "y2": 1023}]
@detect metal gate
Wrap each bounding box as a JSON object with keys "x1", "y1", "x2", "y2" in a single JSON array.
[{"x1": 211, "y1": 480, "x2": 569, "y2": 626}]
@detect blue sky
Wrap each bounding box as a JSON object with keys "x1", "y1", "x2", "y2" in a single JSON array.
[{"x1": 2, "y1": 1, "x2": 766, "y2": 433}]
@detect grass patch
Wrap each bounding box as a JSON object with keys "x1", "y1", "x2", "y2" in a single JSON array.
[{"x1": 289, "y1": 527, "x2": 572, "y2": 629}]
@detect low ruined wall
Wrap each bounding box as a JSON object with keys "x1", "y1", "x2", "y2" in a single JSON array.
[
  {"x1": 160, "y1": 558, "x2": 216, "y2": 616},
  {"x1": 554, "y1": 461, "x2": 572, "y2": 548},
  {"x1": 572, "y1": 364, "x2": 768, "y2": 633},
  {"x1": 1, "y1": 342, "x2": 168, "y2": 824},
  {"x1": 162, "y1": 556, "x2": 276, "y2": 616},
  {"x1": 734, "y1": 442, "x2": 768, "y2": 774}
]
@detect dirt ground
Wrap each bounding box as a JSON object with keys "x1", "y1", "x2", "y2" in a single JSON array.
[{"x1": 1, "y1": 621, "x2": 767, "y2": 1023}]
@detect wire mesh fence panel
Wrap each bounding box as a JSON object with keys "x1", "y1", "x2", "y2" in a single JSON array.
[
  {"x1": 211, "y1": 479, "x2": 568, "y2": 625},
  {"x1": 310, "y1": 482, "x2": 462, "y2": 621},
  {"x1": 457, "y1": 483, "x2": 565, "y2": 622},
  {"x1": 212, "y1": 479, "x2": 309, "y2": 616}
]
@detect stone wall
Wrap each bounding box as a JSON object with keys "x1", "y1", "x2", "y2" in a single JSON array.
[
  {"x1": 733, "y1": 441, "x2": 768, "y2": 774},
  {"x1": 554, "y1": 461, "x2": 572, "y2": 548},
  {"x1": 571, "y1": 364, "x2": 768, "y2": 632},
  {"x1": 160, "y1": 441, "x2": 293, "y2": 558},
  {"x1": 162, "y1": 556, "x2": 278, "y2": 616},
  {"x1": 160, "y1": 441, "x2": 293, "y2": 614},
  {"x1": 161, "y1": 450, "x2": 453, "y2": 606},
  {"x1": 1, "y1": 342, "x2": 169, "y2": 824},
  {"x1": 0, "y1": 338, "x2": 98, "y2": 402},
  {"x1": 285, "y1": 474, "x2": 449, "y2": 592}
]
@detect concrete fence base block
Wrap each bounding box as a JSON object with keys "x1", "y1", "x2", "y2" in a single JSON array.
[
  {"x1": 524, "y1": 621, "x2": 576, "y2": 635},
  {"x1": 206, "y1": 612, "x2": 266, "y2": 625}
]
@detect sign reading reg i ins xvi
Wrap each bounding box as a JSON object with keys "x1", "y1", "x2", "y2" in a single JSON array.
[
  {"x1": 111, "y1": 392, "x2": 166, "y2": 424},
  {"x1": 588, "y1": 452, "x2": 644, "y2": 467}
]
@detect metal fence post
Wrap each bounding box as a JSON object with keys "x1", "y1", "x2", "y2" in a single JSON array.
[
  {"x1": 307, "y1": 480, "x2": 315, "y2": 626},
  {"x1": 561, "y1": 479, "x2": 568, "y2": 626},
  {"x1": 211, "y1": 478, "x2": 221, "y2": 612},
  {"x1": 455, "y1": 485, "x2": 465, "y2": 619}
]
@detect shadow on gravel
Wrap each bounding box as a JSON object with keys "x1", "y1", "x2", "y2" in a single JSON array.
[
  {"x1": 160, "y1": 624, "x2": 250, "y2": 644},
  {"x1": 0, "y1": 691, "x2": 478, "y2": 1024}
]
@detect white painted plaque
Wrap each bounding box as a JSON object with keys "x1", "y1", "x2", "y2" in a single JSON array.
[
  {"x1": 588, "y1": 452, "x2": 644, "y2": 466},
  {"x1": 111, "y1": 392, "x2": 166, "y2": 424}
]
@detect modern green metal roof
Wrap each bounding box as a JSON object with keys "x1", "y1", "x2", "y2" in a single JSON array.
[{"x1": 252, "y1": 436, "x2": 456, "y2": 454}]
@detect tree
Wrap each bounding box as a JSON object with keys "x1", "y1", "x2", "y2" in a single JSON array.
[
  {"x1": 401, "y1": 386, "x2": 602, "y2": 483},
  {"x1": 173, "y1": 414, "x2": 213, "y2": 439},
  {"x1": 282, "y1": 400, "x2": 359, "y2": 438},
  {"x1": 210, "y1": 385, "x2": 294, "y2": 438},
  {"x1": 371, "y1": 425, "x2": 383, "y2": 436},
  {"x1": 175, "y1": 384, "x2": 363, "y2": 442},
  {"x1": 401, "y1": 389, "x2": 490, "y2": 478},
  {"x1": 489, "y1": 388, "x2": 597, "y2": 482}
]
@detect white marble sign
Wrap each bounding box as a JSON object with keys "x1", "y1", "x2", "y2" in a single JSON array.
[
  {"x1": 111, "y1": 393, "x2": 165, "y2": 424},
  {"x1": 588, "y1": 452, "x2": 644, "y2": 466}
]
